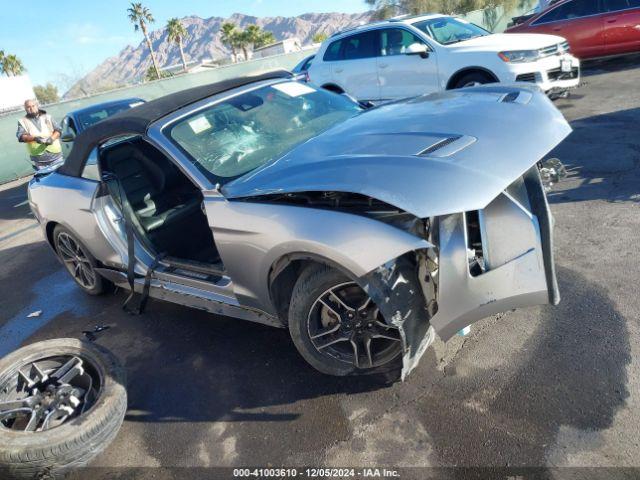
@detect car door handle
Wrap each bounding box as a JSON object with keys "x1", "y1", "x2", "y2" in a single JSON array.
[
  {"x1": 334, "y1": 68, "x2": 343, "y2": 73},
  {"x1": 606, "y1": 18, "x2": 617, "y2": 23},
  {"x1": 379, "y1": 63, "x2": 388, "y2": 69}
]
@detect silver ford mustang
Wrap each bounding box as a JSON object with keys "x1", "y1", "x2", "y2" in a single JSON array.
[{"x1": 28, "y1": 71, "x2": 570, "y2": 379}]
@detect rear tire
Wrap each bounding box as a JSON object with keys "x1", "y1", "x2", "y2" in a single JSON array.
[
  {"x1": 451, "y1": 71, "x2": 495, "y2": 89},
  {"x1": 0, "y1": 338, "x2": 127, "y2": 479},
  {"x1": 53, "y1": 225, "x2": 109, "y2": 295}
]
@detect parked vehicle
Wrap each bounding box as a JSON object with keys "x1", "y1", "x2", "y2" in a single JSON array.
[
  {"x1": 28, "y1": 71, "x2": 570, "y2": 379},
  {"x1": 509, "y1": 1, "x2": 565, "y2": 27},
  {"x1": 307, "y1": 14, "x2": 581, "y2": 102},
  {"x1": 292, "y1": 54, "x2": 315, "y2": 74},
  {"x1": 506, "y1": 0, "x2": 640, "y2": 59},
  {"x1": 60, "y1": 98, "x2": 145, "y2": 155}
]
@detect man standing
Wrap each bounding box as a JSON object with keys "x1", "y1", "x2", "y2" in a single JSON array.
[{"x1": 16, "y1": 99, "x2": 63, "y2": 170}]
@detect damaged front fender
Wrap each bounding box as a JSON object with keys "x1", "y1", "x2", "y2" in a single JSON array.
[{"x1": 357, "y1": 254, "x2": 436, "y2": 381}]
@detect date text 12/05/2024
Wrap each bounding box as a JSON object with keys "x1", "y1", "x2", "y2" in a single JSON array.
[{"x1": 232, "y1": 468, "x2": 400, "y2": 477}]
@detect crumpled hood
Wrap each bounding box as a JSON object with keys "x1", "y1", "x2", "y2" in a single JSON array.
[
  {"x1": 223, "y1": 84, "x2": 571, "y2": 218},
  {"x1": 451, "y1": 33, "x2": 566, "y2": 52}
]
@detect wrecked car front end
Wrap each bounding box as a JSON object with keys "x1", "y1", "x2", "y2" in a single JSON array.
[
  {"x1": 221, "y1": 83, "x2": 570, "y2": 378},
  {"x1": 360, "y1": 165, "x2": 558, "y2": 379}
]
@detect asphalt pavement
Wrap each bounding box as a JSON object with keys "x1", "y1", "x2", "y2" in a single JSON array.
[{"x1": 0, "y1": 55, "x2": 639, "y2": 479}]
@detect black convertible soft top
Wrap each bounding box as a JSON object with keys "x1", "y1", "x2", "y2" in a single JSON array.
[{"x1": 58, "y1": 70, "x2": 292, "y2": 177}]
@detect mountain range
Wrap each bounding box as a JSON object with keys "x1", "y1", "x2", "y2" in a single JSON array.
[{"x1": 66, "y1": 11, "x2": 371, "y2": 98}]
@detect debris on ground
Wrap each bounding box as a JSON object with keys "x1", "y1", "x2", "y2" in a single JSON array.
[
  {"x1": 82, "y1": 325, "x2": 111, "y2": 341},
  {"x1": 26, "y1": 310, "x2": 42, "y2": 318}
]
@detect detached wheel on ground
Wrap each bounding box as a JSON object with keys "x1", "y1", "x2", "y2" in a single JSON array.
[
  {"x1": 451, "y1": 71, "x2": 496, "y2": 89},
  {"x1": 0, "y1": 338, "x2": 127, "y2": 479},
  {"x1": 53, "y1": 225, "x2": 109, "y2": 295},
  {"x1": 288, "y1": 265, "x2": 402, "y2": 376}
]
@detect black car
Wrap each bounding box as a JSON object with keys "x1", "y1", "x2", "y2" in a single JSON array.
[
  {"x1": 291, "y1": 54, "x2": 316, "y2": 75},
  {"x1": 60, "y1": 97, "x2": 145, "y2": 154}
]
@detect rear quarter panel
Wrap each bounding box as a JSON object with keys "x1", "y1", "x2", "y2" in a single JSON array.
[{"x1": 29, "y1": 173, "x2": 118, "y2": 265}]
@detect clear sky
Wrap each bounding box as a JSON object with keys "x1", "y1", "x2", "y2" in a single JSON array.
[{"x1": 0, "y1": 0, "x2": 368, "y2": 89}]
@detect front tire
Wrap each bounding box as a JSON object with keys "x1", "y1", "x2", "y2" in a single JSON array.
[
  {"x1": 53, "y1": 225, "x2": 108, "y2": 295},
  {"x1": 288, "y1": 265, "x2": 402, "y2": 376}
]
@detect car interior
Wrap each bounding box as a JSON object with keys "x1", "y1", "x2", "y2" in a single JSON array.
[{"x1": 99, "y1": 137, "x2": 224, "y2": 274}]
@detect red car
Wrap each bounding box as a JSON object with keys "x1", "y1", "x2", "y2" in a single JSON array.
[{"x1": 506, "y1": 0, "x2": 640, "y2": 59}]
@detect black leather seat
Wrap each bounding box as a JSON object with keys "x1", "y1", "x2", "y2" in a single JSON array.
[{"x1": 106, "y1": 144, "x2": 201, "y2": 233}]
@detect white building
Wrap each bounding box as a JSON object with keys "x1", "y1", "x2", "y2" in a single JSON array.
[
  {"x1": 0, "y1": 75, "x2": 35, "y2": 113},
  {"x1": 252, "y1": 38, "x2": 302, "y2": 59}
]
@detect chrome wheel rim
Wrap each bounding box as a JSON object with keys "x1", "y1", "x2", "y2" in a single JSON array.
[
  {"x1": 0, "y1": 355, "x2": 102, "y2": 432},
  {"x1": 307, "y1": 282, "x2": 401, "y2": 368},
  {"x1": 56, "y1": 232, "x2": 97, "y2": 289},
  {"x1": 463, "y1": 81, "x2": 482, "y2": 87}
]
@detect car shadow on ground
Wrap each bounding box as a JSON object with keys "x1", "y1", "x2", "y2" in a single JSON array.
[
  {"x1": 581, "y1": 53, "x2": 640, "y2": 77},
  {"x1": 546, "y1": 107, "x2": 640, "y2": 205},
  {"x1": 89, "y1": 264, "x2": 631, "y2": 472},
  {"x1": 416, "y1": 266, "x2": 630, "y2": 471},
  {"x1": 119, "y1": 299, "x2": 399, "y2": 425}
]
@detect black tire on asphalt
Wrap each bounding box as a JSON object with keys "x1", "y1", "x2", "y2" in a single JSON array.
[
  {"x1": 452, "y1": 71, "x2": 495, "y2": 89},
  {"x1": 52, "y1": 225, "x2": 109, "y2": 295},
  {"x1": 0, "y1": 338, "x2": 127, "y2": 480},
  {"x1": 288, "y1": 264, "x2": 401, "y2": 376}
]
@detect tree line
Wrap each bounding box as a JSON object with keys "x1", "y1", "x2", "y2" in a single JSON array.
[
  {"x1": 219, "y1": 23, "x2": 276, "y2": 63},
  {"x1": 366, "y1": 0, "x2": 530, "y2": 28},
  {"x1": 127, "y1": 2, "x2": 277, "y2": 82}
]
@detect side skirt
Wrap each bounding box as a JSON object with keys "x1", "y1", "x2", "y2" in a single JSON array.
[{"x1": 95, "y1": 268, "x2": 283, "y2": 328}]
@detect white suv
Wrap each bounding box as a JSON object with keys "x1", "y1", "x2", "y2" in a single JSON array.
[{"x1": 308, "y1": 14, "x2": 580, "y2": 102}]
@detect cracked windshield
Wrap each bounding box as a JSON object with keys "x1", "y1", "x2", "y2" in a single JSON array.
[{"x1": 169, "y1": 82, "x2": 361, "y2": 182}]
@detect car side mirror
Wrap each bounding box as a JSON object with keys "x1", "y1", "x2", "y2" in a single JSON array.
[
  {"x1": 406, "y1": 43, "x2": 429, "y2": 59},
  {"x1": 61, "y1": 131, "x2": 76, "y2": 143}
]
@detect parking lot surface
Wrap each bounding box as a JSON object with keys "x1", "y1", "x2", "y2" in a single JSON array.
[{"x1": 1, "y1": 56, "x2": 639, "y2": 477}]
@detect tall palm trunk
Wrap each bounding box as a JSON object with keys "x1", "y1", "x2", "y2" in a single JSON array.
[
  {"x1": 142, "y1": 23, "x2": 161, "y2": 79},
  {"x1": 178, "y1": 39, "x2": 187, "y2": 72},
  {"x1": 241, "y1": 46, "x2": 249, "y2": 61}
]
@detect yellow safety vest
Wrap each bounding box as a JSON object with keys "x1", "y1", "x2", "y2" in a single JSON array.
[{"x1": 18, "y1": 114, "x2": 62, "y2": 157}]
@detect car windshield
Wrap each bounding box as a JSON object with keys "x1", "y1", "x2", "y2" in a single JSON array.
[
  {"x1": 77, "y1": 100, "x2": 144, "y2": 130},
  {"x1": 412, "y1": 17, "x2": 489, "y2": 45},
  {"x1": 168, "y1": 82, "x2": 361, "y2": 184}
]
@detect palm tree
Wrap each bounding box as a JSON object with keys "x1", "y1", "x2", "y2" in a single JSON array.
[
  {"x1": 239, "y1": 25, "x2": 275, "y2": 59},
  {"x1": 257, "y1": 31, "x2": 275, "y2": 48},
  {"x1": 2, "y1": 54, "x2": 25, "y2": 76},
  {"x1": 127, "y1": 2, "x2": 161, "y2": 81},
  {"x1": 248, "y1": 26, "x2": 275, "y2": 49},
  {"x1": 244, "y1": 24, "x2": 262, "y2": 50},
  {"x1": 237, "y1": 29, "x2": 252, "y2": 61},
  {"x1": 312, "y1": 32, "x2": 328, "y2": 44},
  {"x1": 0, "y1": 51, "x2": 5, "y2": 75},
  {"x1": 167, "y1": 18, "x2": 188, "y2": 72},
  {"x1": 220, "y1": 23, "x2": 240, "y2": 62}
]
